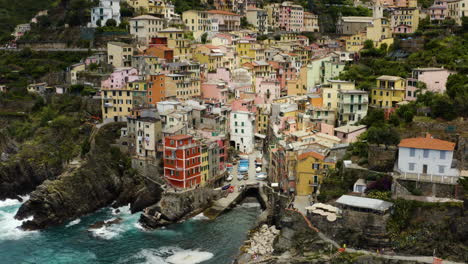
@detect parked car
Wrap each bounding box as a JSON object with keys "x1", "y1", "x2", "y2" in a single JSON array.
[
  {"x1": 226, "y1": 174, "x2": 233, "y2": 181},
  {"x1": 221, "y1": 184, "x2": 231, "y2": 190},
  {"x1": 237, "y1": 173, "x2": 244, "y2": 181},
  {"x1": 256, "y1": 172, "x2": 267, "y2": 181}
]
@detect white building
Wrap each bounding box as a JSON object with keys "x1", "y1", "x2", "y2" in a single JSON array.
[
  {"x1": 337, "y1": 89, "x2": 368, "y2": 125},
  {"x1": 90, "y1": 0, "x2": 121, "y2": 28},
  {"x1": 397, "y1": 134, "x2": 459, "y2": 177},
  {"x1": 130, "y1": 15, "x2": 164, "y2": 45},
  {"x1": 230, "y1": 111, "x2": 255, "y2": 153}
]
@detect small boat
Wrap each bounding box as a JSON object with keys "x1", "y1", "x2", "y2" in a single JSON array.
[
  {"x1": 226, "y1": 175, "x2": 233, "y2": 181},
  {"x1": 255, "y1": 167, "x2": 262, "y2": 173}
]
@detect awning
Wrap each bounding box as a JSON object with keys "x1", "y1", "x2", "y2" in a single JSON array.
[{"x1": 255, "y1": 133, "x2": 266, "y2": 139}]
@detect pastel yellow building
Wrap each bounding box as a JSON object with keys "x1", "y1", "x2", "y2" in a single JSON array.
[
  {"x1": 296, "y1": 151, "x2": 335, "y2": 195},
  {"x1": 344, "y1": 17, "x2": 393, "y2": 52},
  {"x1": 182, "y1": 10, "x2": 211, "y2": 40},
  {"x1": 193, "y1": 45, "x2": 225, "y2": 71},
  {"x1": 287, "y1": 66, "x2": 308, "y2": 96},
  {"x1": 102, "y1": 88, "x2": 134, "y2": 122},
  {"x1": 157, "y1": 28, "x2": 192, "y2": 61},
  {"x1": 370, "y1": 75, "x2": 406, "y2": 108},
  {"x1": 200, "y1": 144, "x2": 209, "y2": 186}
]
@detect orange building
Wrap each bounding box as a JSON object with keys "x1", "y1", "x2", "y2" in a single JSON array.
[
  {"x1": 145, "y1": 45, "x2": 174, "y2": 62},
  {"x1": 163, "y1": 135, "x2": 201, "y2": 189},
  {"x1": 147, "y1": 74, "x2": 166, "y2": 104}
]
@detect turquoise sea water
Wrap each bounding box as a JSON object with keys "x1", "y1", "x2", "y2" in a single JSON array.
[{"x1": 0, "y1": 197, "x2": 261, "y2": 264}]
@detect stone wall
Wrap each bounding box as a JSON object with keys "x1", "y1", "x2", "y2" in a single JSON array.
[
  {"x1": 368, "y1": 144, "x2": 398, "y2": 172},
  {"x1": 308, "y1": 209, "x2": 391, "y2": 249},
  {"x1": 394, "y1": 179, "x2": 464, "y2": 199},
  {"x1": 17, "y1": 42, "x2": 68, "y2": 49}
]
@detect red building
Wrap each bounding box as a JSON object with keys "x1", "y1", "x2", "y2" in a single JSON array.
[{"x1": 163, "y1": 135, "x2": 201, "y2": 188}]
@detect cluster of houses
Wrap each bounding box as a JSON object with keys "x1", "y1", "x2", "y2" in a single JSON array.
[{"x1": 12, "y1": 0, "x2": 465, "y2": 195}]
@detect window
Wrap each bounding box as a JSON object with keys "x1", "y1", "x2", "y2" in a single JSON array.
[
  {"x1": 312, "y1": 163, "x2": 320, "y2": 170},
  {"x1": 438, "y1": 165, "x2": 445, "y2": 173},
  {"x1": 440, "y1": 150, "x2": 446, "y2": 159},
  {"x1": 423, "y1": 149, "x2": 429, "y2": 158},
  {"x1": 408, "y1": 163, "x2": 415, "y2": 171},
  {"x1": 409, "y1": 148, "x2": 416, "y2": 157}
]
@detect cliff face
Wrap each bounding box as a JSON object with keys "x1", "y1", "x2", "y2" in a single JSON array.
[
  {"x1": 0, "y1": 131, "x2": 62, "y2": 200},
  {"x1": 140, "y1": 187, "x2": 221, "y2": 228},
  {"x1": 14, "y1": 123, "x2": 152, "y2": 230}
]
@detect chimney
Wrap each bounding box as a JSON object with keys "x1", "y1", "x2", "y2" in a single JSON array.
[{"x1": 426, "y1": 133, "x2": 432, "y2": 139}]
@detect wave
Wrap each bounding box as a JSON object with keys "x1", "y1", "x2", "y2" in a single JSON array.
[
  {"x1": 89, "y1": 204, "x2": 140, "y2": 240},
  {"x1": 65, "y1": 218, "x2": 81, "y2": 227},
  {"x1": 191, "y1": 213, "x2": 209, "y2": 221},
  {"x1": 239, "y1": 202, "x2": 261, "y2": 208},
  {"x1": 165, "y1": 248, "x2": 214, "y2": 264},
  {"x1": 122, "y1": 247, "x2": 213, "y2": 264},
  {"x1": 0, "y1": 195, "x2": 29, "y2": 208},
  {"x1": 0, "y1": 196, "x2": 38, "y2": 240}
]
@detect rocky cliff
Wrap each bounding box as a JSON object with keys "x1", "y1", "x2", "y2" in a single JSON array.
[
  {"x1": 140, "y1": 187, "x2": 221, "y2": 228},
  {"x1": 14, "y1": 123, "x2": 152, "y2": 230}
]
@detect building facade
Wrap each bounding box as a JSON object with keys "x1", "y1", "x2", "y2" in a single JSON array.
[{"x1": 163, "y1": 135, "x2": 202, "y2": 188}]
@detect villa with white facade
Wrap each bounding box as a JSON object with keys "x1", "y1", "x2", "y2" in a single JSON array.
[
  {"x1": 90, "y1": 0, "x2": 121, "y2": 28},
  {"x1": 397, "y1": 134, "x2": 459, "y2": 180},
  {"x1": 230, "y1": 111, "x2": 255, "y2": 153}
]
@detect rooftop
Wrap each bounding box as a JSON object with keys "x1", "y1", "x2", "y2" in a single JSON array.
[
  {"x1": 336, "y1": 195, "x2": 393, "y2": 212},
  {"x1": 130, "y1": 15, "x2": 162, "y2": 20},
  {"x1": 398, "y1": 134, "x2": 456, "y2": 151},
  {"x1": 334, "y1": 124, "x2": 367, "y2": 134},
  {"x1": 377, "y1": 75, "x2": 404, "y2": 81},
  {"x1": 206, "y1": 10, "x2": 241, "y2": 16}
]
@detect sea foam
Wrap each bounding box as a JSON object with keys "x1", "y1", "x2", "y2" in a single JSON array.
[
  {"x1": 123, "y1": 247, "x2": 214, "y2": 264},
  {"x1": 0, "y1": 196, "x2": 38, "y2": 240}
]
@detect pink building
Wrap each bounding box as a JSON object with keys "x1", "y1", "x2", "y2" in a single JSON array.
[
  {"x1": 255, "y1": 77, "x2": 281, "y2": 104},
  {"x1": 201, "y1": 79, "x2": 228, "y2": 104},
  {"x1": 405, "y1": 67, "x2": 454, "y2": 101},
  {"x1": 101, "y1": 68, "x2": 139, "y2": 90},
  {"x1": 428, "y1": 0, "x2": 448, "y2": 22},
  {"x1": 334, "y1": 125, "x2": 367, "y2": 143},
  {"x1": 393, "y1": 24, "x2": 413, "y2": 34},
  {"x1": 206, "y1": 10, "x2": 241, "y2": 32},
  {"x1": 206, "y1": 68, "x2": 231, "y2": 83},
  {"x1": 278, "y1": 1, "x2": 304, "y2": 32}
]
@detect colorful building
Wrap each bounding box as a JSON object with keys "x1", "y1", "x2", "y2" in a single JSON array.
[
  {"x1": 296, "y1": 151, "x2": 335, "y2": 195},
  {"x1": 108, "y1": 42, "x2": 134, "y2": 68},
  {"x1": 370, "y1": 75, "x2": 406, "y2": 108},
  {"x1": 129, "y1": 15, "x2": 164, "y2": 45},
  {"x1": 163, "y1": 135, "x2": 202, "y2": 188}
]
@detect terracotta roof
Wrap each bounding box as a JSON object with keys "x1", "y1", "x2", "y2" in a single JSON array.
[
  {"x1": 268, "y1": 61, "x2": 281, "y2": 69},
  {"x1": 207, "y1": 10, "x2": 241, "y2": 16},
  {"x1": 398, "y1": 134, "x2": 455, "y2": 151},
  {"x1": 166, "y1": 135, "x2": 192, "y2": 140},
  {"x1": 298, "y1": 151, "x2": 326, "y2": 161}
]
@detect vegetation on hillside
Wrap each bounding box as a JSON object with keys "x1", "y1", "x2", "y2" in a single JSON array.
[
  {"x1": 0, "y1": 0, "x2": 58, "y2": 43},
  {"x1": 0, "y1": 49, "x2": 88, "y2": 92}
]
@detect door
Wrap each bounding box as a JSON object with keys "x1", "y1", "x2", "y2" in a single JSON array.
[{"x1": 423, "y1": 164, "x2": 428, "y2": 174}]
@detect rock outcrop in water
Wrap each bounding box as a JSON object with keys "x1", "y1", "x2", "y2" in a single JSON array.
[
  {"x1": 14, "y1": 123, "x2": 154, "y2": 230},
  {"x1": 140, "y1": 187, "x2": 222, "y2": 228}
]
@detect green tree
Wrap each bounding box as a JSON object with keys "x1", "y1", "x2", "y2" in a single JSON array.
[
  {"x1": 366, "y1": 125, "x2": 400, "y2": 145},
  {"x1": 105, "y1": 19, "x2": 117, "y2": 27},
  {"x1": 200, "y1": 32, "x2": 208, "y2": 44}
]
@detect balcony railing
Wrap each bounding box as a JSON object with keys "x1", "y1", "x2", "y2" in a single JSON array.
[{"x1": 393, "y1": 171, "x2": 459, "y2": 185}]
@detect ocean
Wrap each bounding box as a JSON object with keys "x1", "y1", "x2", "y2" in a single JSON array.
[{"x1": 0, "y1": 196, "x2": 261, "y2": 264}]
